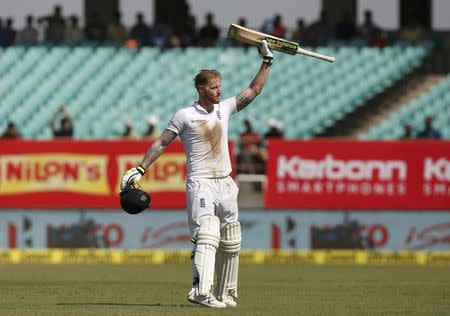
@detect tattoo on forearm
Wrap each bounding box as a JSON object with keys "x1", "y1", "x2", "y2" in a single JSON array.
[
  {"x1": 236, "y1": 88, "x2": 255, "y2": 111},
  {"x1": 140, "y1": 130, "x2": 177, "y2": 169}
]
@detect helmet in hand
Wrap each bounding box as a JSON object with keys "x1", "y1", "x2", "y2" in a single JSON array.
[{"x1": 119, "y1": 185, "x2": 151, "y2": 215}]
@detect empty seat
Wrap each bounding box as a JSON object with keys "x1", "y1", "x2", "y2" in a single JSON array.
[{"x1": 0, "y1": 44, "x2": 430, "y2": 139}]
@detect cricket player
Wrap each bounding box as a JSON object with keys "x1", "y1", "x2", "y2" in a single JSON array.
[{"x1": 121, "y1": 40, "x2": 273, "y2": 308}]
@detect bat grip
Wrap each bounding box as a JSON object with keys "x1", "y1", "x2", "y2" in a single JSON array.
[{"x1": 297, "y1": 47, "x2": 335, "y2": 63}]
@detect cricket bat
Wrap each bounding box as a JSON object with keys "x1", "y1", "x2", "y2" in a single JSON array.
[{"x1": 228, "y1": 24, "x2": 335, "y2": 63}]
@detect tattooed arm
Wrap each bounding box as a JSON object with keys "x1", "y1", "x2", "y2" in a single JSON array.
[
  {"x1": 120, "y1": 129, "x2": 178, "y2": 191},
  {"x1": 236, "y1": 63, "x2": 272, "y2": 112},
  {"x1": 139, "y1": 129, "x2": 178, "y2": 170}
]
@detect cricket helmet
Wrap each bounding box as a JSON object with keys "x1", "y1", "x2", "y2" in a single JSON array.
[{"x1": 119, "y1": 185, "x2": 151, "y2": 215}]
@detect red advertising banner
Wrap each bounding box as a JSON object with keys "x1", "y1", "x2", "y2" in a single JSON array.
[
  {"x1": 265, "y1": 140, "x2": 450, "y2": 209},
  {"x1": 0, "y1": 140, "x2": 193, "y2": 209}
]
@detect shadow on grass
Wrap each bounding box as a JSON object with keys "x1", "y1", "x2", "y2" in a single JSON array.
[{"x1": 56, "y1": 302, "x2": 198, "y2": 308}]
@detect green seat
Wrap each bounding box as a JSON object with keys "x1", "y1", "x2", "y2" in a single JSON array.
[
  {"x1": 363, "y1": 73, "x2": 450, "y2": 139},
  {"x1": 0, "y1": 44, "x2": 433, "y2": 139}
]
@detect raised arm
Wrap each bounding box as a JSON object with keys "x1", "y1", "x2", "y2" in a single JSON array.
[
  {"x1": 120, "y1": 129, "x2": 178, "y2": 190},
  {"x1": 236, "y1": 40, "x2": 273, "y2": 112}
]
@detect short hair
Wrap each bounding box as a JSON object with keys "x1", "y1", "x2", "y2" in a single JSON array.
[{"x1": 194, "y1": 69, "x2": 221, "y2": 90}]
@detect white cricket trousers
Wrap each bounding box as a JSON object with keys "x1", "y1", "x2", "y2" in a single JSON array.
[{"x1": 186, "y1": 176, "x2": 239, "y2": 238}]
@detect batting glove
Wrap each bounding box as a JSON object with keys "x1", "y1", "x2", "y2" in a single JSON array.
[
  {"x1": 259, "y1": 39, "x2": 273, "y2": 65},
  {"x1": 120, "y1": 165, "x2": 146, "y2": 191}
]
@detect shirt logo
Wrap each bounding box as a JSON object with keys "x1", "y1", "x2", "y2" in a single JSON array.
[
  {"x1": 216, "y1": 111, "x2": 222, "y2": 120},
  {"x1": 200, "y1": 198, "x2": 205, "y2": 208}
]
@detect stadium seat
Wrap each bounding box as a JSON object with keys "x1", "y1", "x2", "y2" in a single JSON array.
[
  {"x1": 0, "y1": 44, "x2": 429, "y2": 139},
  {"x1": 363, "y1": 73, "x2": 450, "y2": 139}
]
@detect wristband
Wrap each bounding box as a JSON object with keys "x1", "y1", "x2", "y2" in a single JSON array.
[
  {"x1": 136, "y1": 165, "x2": 146, "y2": 175},
  {"x1": 262, "y1": 57, "x2": 273, "y2": 65}
]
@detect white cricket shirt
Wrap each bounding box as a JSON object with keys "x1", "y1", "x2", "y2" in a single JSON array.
[{"x1": 166, "y1": 96, "x2": 237, "y2": 180}]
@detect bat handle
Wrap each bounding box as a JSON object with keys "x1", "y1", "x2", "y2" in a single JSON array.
[{"x1": 297, "y1": 47, "x2": 335, "y2": 63}]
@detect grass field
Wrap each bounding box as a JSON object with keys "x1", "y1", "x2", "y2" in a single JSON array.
[{"x1": 0, "y1": 264, "x2": 449, "y2": 315}]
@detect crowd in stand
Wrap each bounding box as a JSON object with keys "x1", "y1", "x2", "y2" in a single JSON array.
[
  {"x1": 121, "y1": 115, "x2": 161, "y2": 140},
  {"x1": 401, "y1": 116, "x2": 442, "y2": 139},
  {"x1": 0, "y1": 5, "x2": 442, "y2": 178},
  {"x1": 0, "y1": 4, "x2": 432, "y2": 49},
  {"x1": 0, "y1": 5, "x2": 221, "y2": 49}
]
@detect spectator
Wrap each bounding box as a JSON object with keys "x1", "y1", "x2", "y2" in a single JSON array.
[
  {"x1": 3, "y1": 18, "x2": 17, "y2": 46},
  {"x1": 17, "y1": 15, "x2": 38, "y2": 44},
  {"x1": 107, "y1": 11, "x2": 127, "y2": 43},
  {"x1": 183, "y1": 14, "x2": 198, "y2": 46},
  {"x1": 335, "y1": 11, "x2": 356, "y2": 41},
  {"x1": 400, "y1": 19, "x2": 425, "y2": 43},
  {"x1": 291, "y1": 18, "x2": 307, "y2": 44},
  {"x1": 418, "y1": 116, "x2": 441, "y2": 139},
  {"x1": 122, "y1": 120, "x2": 140, "y2": 139},
  {"x1": 237, "y1": 17, "x2": 247, "y2": 28},
  {"x1": 150, "y1": 18, "x2": 173, "y2": 49},
  {"x1": 143, "y1": 115, "x2": 160, "y2": 140},
  {"x1": 261, "y1": 119, "x2": 284, "y2": 176},
  {"x1": 85, "y1": 12, "x2": 105, "y2": 42},
  {"x1": 260, "y1": 16, "x2": 275, "y2": 34},
  {"x1": 51, "y1": 105, "x2": 74, "y2": 138},
  {"x1": 65, "y1": 15, "x2": 84, "y2": 43},
  {"x1": 170, "y1": 3, "x2": 194, "y2": 47},
  {"x1": 237, "y1": 119, "x2": 264, "y2": 174},
  {"x1": 272, "y1": 14, "x2": 287, "y2": 39},
  {"x1": 307, "y1": 10, "x2": 332, "y2": 46},
  {"x1": 169, "y1": 31, "x2": 182, "y2": 49},
  {"x1": 401, "y1": 123, "x2": 413, "y2": 139},
  {"x1": 198, "y1": 12, "x2": 219, "y2": 47},
  {"x1": 38, "y1": 5, "x2": 66, "y2": 43},
  {"x1": 368, "y1": 28, "x2": 388, "y2": 48},
  {"x1": 359, "y1": 10, "x2": 379, "y2": 42},
  {"x1": 129, "y1": 12, "x2": 150, "y2": 46},
  {"x1": 1, "y1": 122, "x2": 22, "y2": 139},
  {"x1": 264, "y1": 118, "x2": 284, "y2": 139},
  {"x1": 123, "y1": 38, "x2": 139, "y2": 50},
  {"x1": 231, "y1": 18, "x2": 250, "y2": 49},
  {"x1": 239, "y1": 118, "x2": 262, "y2": 149},
  {"x1": 0, "y1": 18, "x2": 5, "y2": 46}
]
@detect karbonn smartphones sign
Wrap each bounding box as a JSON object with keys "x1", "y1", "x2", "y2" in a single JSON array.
[
  {"x1": 0, "y1": 140, "x2": 194, "y2": 208},
  {"x1": 266, "y1": 140, "x2": 450, "y2": 209}
]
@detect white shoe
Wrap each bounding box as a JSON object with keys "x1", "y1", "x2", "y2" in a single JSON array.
[
  {"x1": 220, "y1": 294, "x2": 237, "y2": 307},
  {"x1": 187, "y1": 287, "x2": 226, "y2": 308}
]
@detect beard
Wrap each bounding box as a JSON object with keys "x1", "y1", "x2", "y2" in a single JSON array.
[{"x1": 208, "y1": 94, "x2": 220, "y2": 104}]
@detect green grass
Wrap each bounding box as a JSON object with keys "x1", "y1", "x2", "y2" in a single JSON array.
[{"x1": 0, "y1": 264, "x2": 449, "y2": 315}]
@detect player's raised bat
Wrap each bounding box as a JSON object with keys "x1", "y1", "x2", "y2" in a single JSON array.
[{"x1": 228, "y1": 23, "x2": 335, "y2": 63}]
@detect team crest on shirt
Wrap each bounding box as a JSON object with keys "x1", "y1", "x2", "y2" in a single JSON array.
[{"x1": 216, "y1": 111, "x2": 222, "y2": 120}]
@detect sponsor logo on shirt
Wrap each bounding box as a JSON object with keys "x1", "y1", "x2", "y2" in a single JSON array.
[{"x1": 190, "y1": 120, "x2": 207, "y2": 124}]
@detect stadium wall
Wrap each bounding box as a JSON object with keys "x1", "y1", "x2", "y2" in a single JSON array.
[
  {"x1": 1, "y1": 140, "x2": 449, "y2": 260},
  {"x1": 1, "y1": 210, "x2": 449, "y2": 251}
]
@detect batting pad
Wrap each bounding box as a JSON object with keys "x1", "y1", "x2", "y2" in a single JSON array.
[
  {"x1": 194, "y1": 216, "x2": 220, "y2": 295},
  {"x1": 215, "y1": 222, "x2": 241, "y2": 300}
]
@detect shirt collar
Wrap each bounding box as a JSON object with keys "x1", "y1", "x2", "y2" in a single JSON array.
[{"x1": 193, "y1": 102, "x2": 216, "y2": 114}]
